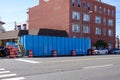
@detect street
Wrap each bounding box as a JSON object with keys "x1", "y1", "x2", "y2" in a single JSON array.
[{"x1": 0, "y1": 55, "x2": 120, "y2": 80}]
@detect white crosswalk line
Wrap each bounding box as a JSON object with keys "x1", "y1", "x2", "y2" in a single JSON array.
[
  {"x1": 0, "y1": 74, "x2": 17, "y2": 78},
  {"x1": 0, "y1": 69, "x2": 5, "y2": 71},
  {"x1": 2, "y1": 77, "x2": 25, "y2": 80},
  {"x1": 16, "y1": 59, "x2": 40, "y2": 64},
  {"x1": 0, "y1": 68, "x2": 25, "y2": 80},
  {"x1": 0, "y1": 71, "x2": 10, "y2": 74}
]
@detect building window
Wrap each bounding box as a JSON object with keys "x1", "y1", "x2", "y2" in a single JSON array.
[
  {"x1": 72, "y1": 0, "x2": 75, "y2": 6},
  {"x1": 99, "y1": 6, "x2": 102, "y2": 14},
  {"x1": 103, "y1": 28, "x2": 106, "y2": 36},
  {"x1": 95, "y1": 27, "x2": 101, "y2": 35},
  {"x1": 88, "y1": 2, "x2": 91, "y2": 10},
  {"x1": 103, "y1": 18, "x2": 106, "y2": 25},
  {"x1": 108, "y1": 9, "x2": 110, "y2": 16},
  {"x1": 94, "y1": 5, "x2": 97, "y2": 12},
  {"x1": 108, "y1": 29, "x2": 113, "y2": 36},
  {"x1": 83, "y1": 25, "x2": 90, "y2": 33},
  {"x1": 78, "y1": 0, "x2": 80, "y2": 7},
  {"x1": 82, "y1": 1, "x2": 86, "y2": 8},
  {"x1": 95, "y1": 16, "x2": 101, "y2": 24},
  {"x1": 72, "y1": 24, "x2": 80, "y2": 32},
  {"x1": 104, "y1": 8, "x2": 106, "y2": 15},
  {"x1": 112, "y1": 10, "x2": 114, "y2": 17},
  {"x1": 108, "y1": 19, "x2": 113, "y2": 26},
  {"x1": 83, "y1": 13, "x2": 90, "y2": 21},
  {"x1": 72, "y1": 11, "x2": 80, "y2": 20}
]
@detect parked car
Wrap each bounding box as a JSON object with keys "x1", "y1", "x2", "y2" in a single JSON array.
[
  {"x1": 109, "y1": 48, "x2": 120, "y2": 54},
  {"x1": 87, "y1": 48, "x2": 95, "y2": 55},
  {"x1": 94, "y1": 48, "x2": 108, "y2": 55}
]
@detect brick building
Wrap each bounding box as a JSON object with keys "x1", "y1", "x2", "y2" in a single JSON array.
[{"x1": 28, "y1": 0, "x2": 116, "y2": 48}]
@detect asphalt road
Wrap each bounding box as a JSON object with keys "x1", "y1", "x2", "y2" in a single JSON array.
[{"x1": 0, "y1": 55, "x2": 120, "y2": 80}]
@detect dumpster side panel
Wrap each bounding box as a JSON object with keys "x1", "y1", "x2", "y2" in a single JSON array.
[
  {"x1": 20, "y1": 35, "x2": 91, "y2": 57},
  {"x1": 48, "y1": 36, "x2": 53, "y2": 56},
  {"x1": 39, "y1": 36, "x2": 44, "y2": 56},
  {"x1": 33, "y1": 36, "x2": 39, "y2": 56}
]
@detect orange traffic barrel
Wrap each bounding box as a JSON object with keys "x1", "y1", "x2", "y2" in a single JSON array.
[
  {"x1": 28, "y1": 50, "x2": 33, "y2": 58},
  {"x1": 52, "y1": 50, "x2": 57, "y2": 57},
  {"x1": 9, "y1": 49, "x2": 15, "y2": 58},
  {"x1": 14, "y1": 48, "x2": 18, "y2": 56},
  {"x1": 71, "y1": 50, "x2": 76, "y2": 56}
]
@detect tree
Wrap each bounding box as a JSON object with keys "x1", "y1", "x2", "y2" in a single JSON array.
[{"x1": 94, "y1": 40, "x2": 108, "y2": 48}]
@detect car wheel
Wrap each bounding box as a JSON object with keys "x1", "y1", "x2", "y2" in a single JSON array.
[
  {"x1": 105, "y1": 52, "x2": 108, "y2": 55},
  {"x1": 97, "y1": 52, "x2": 100, "y2": 55}
]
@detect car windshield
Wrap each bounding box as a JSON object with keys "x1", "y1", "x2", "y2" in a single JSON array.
[{"x1": 96, "y1": 48, "x2": 106, "y2": 50}]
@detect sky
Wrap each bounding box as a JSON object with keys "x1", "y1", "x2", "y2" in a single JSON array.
[
  {"x1": 0, "y1": 0, "x2": 120, "y2": 36},
  {"x1": 0, "y1": 0, "x2": 39, "y2": 30}
]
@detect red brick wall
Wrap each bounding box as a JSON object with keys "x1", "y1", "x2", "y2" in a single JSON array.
[{"x1": 29, "y1": 0, "x2": 70, "y2": 35}]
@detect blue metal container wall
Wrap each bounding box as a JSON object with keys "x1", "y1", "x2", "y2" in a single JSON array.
[
  {"x1": 66, "y1": 38, "x2": 70, "y2": 55},
  {"x1": 48, "y1": 36, "x2": 53, "y2": 56},
  {"x1": 20, "y1": 35, "x2": 91, "y2": 57},
  {"x1": 68, "y1": 38, "x2": 72, "y2": 55},
  {"x1": 39, "y1": 36, "x2": 44, "y2": 56},
  {"x1": 76, "y1": 38, "x2": 79, "y2": 55},
  {"x1": 64, "y1": 38, "x2": 67, "y2": 55},
  {"x1": 72, "y1": 38, "x2": 76, "y2": 50},
  {"x1": 43, "y1": 36, "x2": 48, "y2": 56},
  {"x1": 33, "y1": 36, "x2": 39, "y2": 56},
  {"x1": 58, "y1": 37, "x2": 62, "y2": 56},
  {"x1": 61, "y1": 37, "x2": 65, "y2": 56},
  {"x1": 81, "y1": 38, "x2": 84, "y2": 54},
  {"x1": 52, "y1": 37, "x2": 57, "y2": 52},
  {"x1": 77, "y1": 38, "x2": 80, "y2": 55},
  {"x1": 83, "y1": 38, "x2": 87, "y2": 54},
  {"x1": 84, "y1": 38, "x2": 88, "y2": 54},
  {"x1": 56, "y1": 37, "x2": 60, "y2": 56}
]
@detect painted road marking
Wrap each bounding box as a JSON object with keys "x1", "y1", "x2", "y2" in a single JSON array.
[
  {"x1": 16, "y1": 59, "x2": 40, "y2": 64},
  {"x1": 0, "y1": 68, "x2": 25, "y2": 80},
  {"x1": 0, "y1": 71, "x2": 10, "y2": 74},
  {"x1": 83, "y1": 64, "x2": 113, "y2": 69},
  {"x1": 0, "y1": 74, "x2": 16, "y2": 78},
  {"x1": 44, "y1": 57, "x2": 120, "y2": 63},
  {"x1": 2, "y1": 77, "x2": 25, "y2": 80},
  {"x1": 0, "y1": 69, "x2": 5, "y2": 71}
]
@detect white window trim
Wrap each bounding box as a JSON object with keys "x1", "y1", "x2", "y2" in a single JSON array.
[{"x1": 72, "y1": 24, "x2": 80, "y2": 32}]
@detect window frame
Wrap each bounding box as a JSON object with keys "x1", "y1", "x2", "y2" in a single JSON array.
[
  {"x1": 83, "y1": 25, "x2": 90, "y2": 33},
  {"x1": 72, "y1": 24, "x2": 80, "y2": 32},
  {"x1": 72, "y1": 11, "x2": 80, "y2": 20},
  {"x1": 95, "y1": 16, "x2": 101, "y2": 24}
]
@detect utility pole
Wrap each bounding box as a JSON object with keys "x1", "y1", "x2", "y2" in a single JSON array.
[
  {"x1": 14, "y1": 21, "x2": 17, "y2": 30},
  {"x1": 117, "y1": 35, "x2": 119, "y2": 49}
]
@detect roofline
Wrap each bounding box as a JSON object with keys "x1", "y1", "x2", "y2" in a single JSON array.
[
  {"x1": 95, "y1": 0, "x2": 116, "y2": 8},
  {"x1": 0, "y1": 21, "x2": 5, "y2": 24}
]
